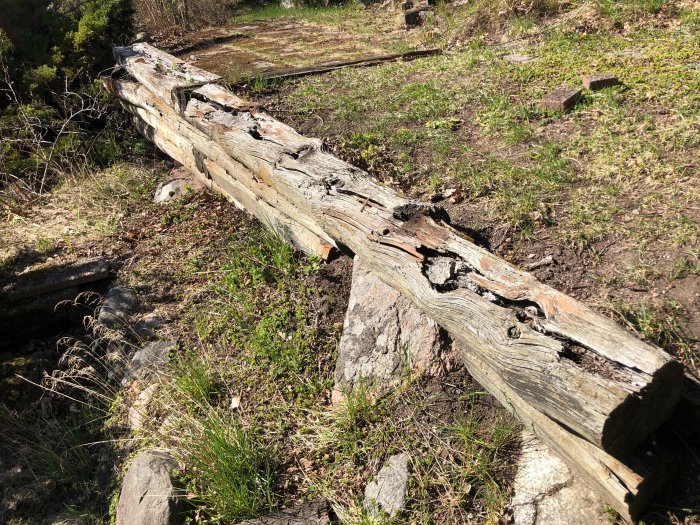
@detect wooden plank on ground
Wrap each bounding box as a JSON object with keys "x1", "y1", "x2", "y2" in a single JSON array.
[{"x1": 234, "y1": 48, "x2": 443, "y2": 85}]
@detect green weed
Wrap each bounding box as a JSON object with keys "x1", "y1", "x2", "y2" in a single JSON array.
[{"x1": 179, "y1": 411, "x2": 275, "y2": 522}]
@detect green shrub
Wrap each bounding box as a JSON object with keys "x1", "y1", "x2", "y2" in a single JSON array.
[{"x1": 0, "y1": 0, "x2": 134, "y2": 197}]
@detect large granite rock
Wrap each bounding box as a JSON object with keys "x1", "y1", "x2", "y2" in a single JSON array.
[
  {"x1": 116, "y1": 450, "x2": 186, "y2": 525},
  {"x1": 511, "y1": 432, "x2": 608, "y2": 525},
  {"x1": 364, "y1": 453, "x2": 410, "y2": 516},
  {"x1": 333, "y1": 257, "x2": 455, "y2": 403}
]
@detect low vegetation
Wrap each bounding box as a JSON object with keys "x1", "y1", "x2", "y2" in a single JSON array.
[{"x1": 117, "y1": 215, "x2": 518, "y2": 524}]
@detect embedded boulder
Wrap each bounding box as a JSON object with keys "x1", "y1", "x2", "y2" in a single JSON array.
[
  {"x1": 98, "y1": 285, "x2": 136, "y2": 329},
  {"x1": 123, "y1": 339, "x2": 177, "y2": 386},
  {"x1": 332, "y1": 257, "x2": 455, "y2": 403}
]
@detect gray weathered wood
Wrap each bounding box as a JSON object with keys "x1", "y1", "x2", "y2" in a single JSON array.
[
  {"x1": 454, "y1": 340, "x2": 677, "y2": 523},
  {"x1": 178, "y1": 94, "x2": 682, "y2": 457},
  {"x1": 105, "y1": 79, "x2": 337, "y2": 258},
  {"x1": 113, "y1": 42, "x2": 220, "y2": 112},
  {"x1": 1, "y1": 258, "x2": 110, "y2": 304}
]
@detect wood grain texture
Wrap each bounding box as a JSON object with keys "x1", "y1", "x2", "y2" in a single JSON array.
[
  {"x1": 454, "y1": 340, "x2": 677, "y2": 523},
  {"x1": 111, "y1": 43, "x2": 682, "y2": 455}
]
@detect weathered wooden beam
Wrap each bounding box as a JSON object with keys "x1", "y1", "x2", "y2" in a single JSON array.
[
  {"x1": 111, "y1": 43, "x2": 682, "y2": 456},
  {"x1": 1, "y1": 258, "x2": 110, "y2": 304},
  {"x1": 177, "y1": 93, "x2": 682, "y2": 457},
  {"x1": 456, "y1": 341, "x2": 677, "y2": 523},
  {"x1": 105, "y1": 79, "x2": 337, "y2": 257},
  {"x1": 113, "y1": 42, "x2": 220, "y2": 112},
  {"x1": 108, "y1": 44, "x2": 688, "y2": 520}
]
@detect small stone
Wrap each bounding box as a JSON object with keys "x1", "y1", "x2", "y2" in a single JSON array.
[
  {"x1": 94, "y1": 446, "x2": 115, "y2": 493},
  {"x1": 425, "y1": 257, "x2": 456, "y2": 286},
  {"x1": 364, "y1": 453, "x2": 410, "y2": 516},
  {"x1": 133, "y1": 311, "x2": 164, "y2": 339},
  {"x1": 154, "y1": 179, "x2": 190, "y2": 204},
  {"x1": 116, "y1": 450, "x2": 186, "y2": 525},
  {"x1": 128, "y1": 383, "x2": 158, "y2": 430},
  {"x1": 582, "y1": 73, "x2": 619, "y2": 90},
  {"x1": 98, "y1": 285, "x2": 136, "y2": 329},
  {"x1": 539, "y1": 87, "x2": 582, "y2": 112},
  {"x1": 134, "y1": 31, "x2": 151, "y2": 43}
]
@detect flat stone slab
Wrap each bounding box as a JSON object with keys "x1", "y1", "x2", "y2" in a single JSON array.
[
  {"x1": 364, "y1": 453, "x2": 410, "y2": 516},
  {"x1": 539, "y1": 87, "x2": 581, "y2": 112},
  {"x1": 511, "y1": 432, "x2": 608, "y2": 525},
  {"x1": 333, "y1": 257, "x2": 454, "y2": 402},
  {"x1": 582, "y1": 73, "x2": 619, "y2": 90}
]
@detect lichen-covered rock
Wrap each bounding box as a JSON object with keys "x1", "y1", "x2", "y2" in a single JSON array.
[
  {"x1": 116, "y1": 450, "x2": 186, "y2": 525},
  {"x1": 364, "y1": 453, "x2": 410, "y2": 516},
  {"x1": 511, "y1": 432, "x2": 608, "y2": 525},
  {"x1": 333, "y1": 257, "x2": 454, "y2": 403}
]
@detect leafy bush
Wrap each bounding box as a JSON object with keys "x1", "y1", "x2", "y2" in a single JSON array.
[{"x1": 0, "y1": 0, "x2": 134, "y2": 201}]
